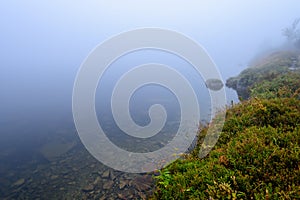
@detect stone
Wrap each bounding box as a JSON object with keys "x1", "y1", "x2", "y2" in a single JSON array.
[
  {"x1": 131, "y1": 176, "x2": 153, "y2": 192},
  {"x1": 99, "y1": 196, "x2": 107, "y2": 200},
  {"x1": 93, "y1": 177, "x2": 101, "y2": 185},
  {"x1": 90, "y1": 164, "x2": 95, "y2": 168},
  {"x1": 50, "y1": 175, "x2": 59, "y2": 180},
  {"x1": 117, "y1": 190, "x2": 133, "y2": 200},
  {"x1": 13, "y1": 178, "x2": 25, "y2": 187},
  {"x1": 72, "y1": 167, "x2": 79, "y2": 172},
  {"x1": 119, "y1": 179, "x2": 128, "y2": 190},
  {"x1": 138, "y1": 191, "x2": 147, "y2": 200},
  {"x1": 82, "y1": 184, "x2": 95, "y2": 192},
  {"x1": 110, "y1": 171, "x2": 116, "y2": 180},
  {"x1": 102, "y1": 170, "x2": 110, "y2": 178},
  {"x1": 205, "y1": 78, "x2": 224, "y2": 91},
  {"x1": 102, "y1": 180, "x2": 114, "y2": 190},
  {"x1": 39, "y1": 141, "x2": 77, "y2": 161},
  {"x1": 117, "y1": 193, "x2": 126, "y2": 200}
]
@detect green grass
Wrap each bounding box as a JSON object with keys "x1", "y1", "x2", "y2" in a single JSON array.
[
  {"x1": 152, "y1": 51, "x2": 300, "y2": 199},
  {"x1": 152, "y1": 98, "x2": 300, "y2": 199},
  {"x1": 250, "y1": 71, "x2": 300, "y2": 99},
  {"x1": 226, "y1": 51, "x2": 300, "y2": 99}
]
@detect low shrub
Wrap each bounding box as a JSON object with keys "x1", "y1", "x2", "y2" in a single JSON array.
[{"x1": 152, "y1": 98, "x2": 300, "y2": 199}]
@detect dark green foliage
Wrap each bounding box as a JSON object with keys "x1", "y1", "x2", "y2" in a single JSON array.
[
  {"x1": 250, "y1": 72, "x2": 300, "y2": 99},
  {"x1": 226, "y1": 51, "x2": 300, "y2": 99},
  {"x1": 152, "y1": 98, "x2": 300, "y2": 200},
  {"x1": 220, "y1": 98, "x2": 300, "y2": 141},
  {"x1": 152, "y1": 50, "x2": 300, "y2": 200}
]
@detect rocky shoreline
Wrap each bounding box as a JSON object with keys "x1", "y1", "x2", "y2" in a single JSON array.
[{"x1": 0, "y1": 131, "x2": 155, "y2": 200}]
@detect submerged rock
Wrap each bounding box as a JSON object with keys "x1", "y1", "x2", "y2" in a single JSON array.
[
  {"x1": 117, "y1": 190, "x2": 134, "y2": 200},
  {"x1": 119, "y1": 179, "x2": 128, "y2": 190},
  {"x1": 205, "y1": 78, "x2": 224, "y2": 91},
  {"x1": 102, "y1": 170, "x2": 110, "y2": 178},
  {"x1": 131, "y1": 176, "x2": 153, "y2": 192},
  {"x1": 12, "y1": 178, "x2": 25, "y2": 187},
  {"x1": 82, "y1": 184, "x2": 95, "y2": 192},
  {"x1": 50, "y1": 175, "x2": 59, "y2": 180},
  {"x1": 103, "y1": 180, "x2": 114, "y2": 190},
  {"x1": 39, "y1": 141, "x2": 77, "y2": 161},
  {"x1": 93, "y1": 177, "x2": 101, "y2": 185}
]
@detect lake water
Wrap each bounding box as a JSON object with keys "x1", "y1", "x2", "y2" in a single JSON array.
[
  {"x1": 0, "y1": 49, "x2": 238, "y2": 199},
  {"x1": 0, "y1": 111, "x2": 156, "y2": 199},
  {"x1": 0, "y1": 87, "x2": 237, "y2": 199}
]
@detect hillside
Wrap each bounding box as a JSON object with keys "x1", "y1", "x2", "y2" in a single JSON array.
[
  {"x1": 151, "y1": 51, "x2": 300, "y2": 199},
  {"x1": 226, "y1": 50, "x2": 300, "y2": 99}
]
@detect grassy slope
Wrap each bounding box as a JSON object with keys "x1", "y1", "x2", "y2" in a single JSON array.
[
  {"x1": 226, "y1": 50, "x2": 300, "y2": 99},
  {"x1": 152, "y1": 51, "x2": 300, "y2": 200}
]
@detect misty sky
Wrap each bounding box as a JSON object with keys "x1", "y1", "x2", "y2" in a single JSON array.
[{"x1": 1, "y1": 1, "x2": 300, "y2": 122}]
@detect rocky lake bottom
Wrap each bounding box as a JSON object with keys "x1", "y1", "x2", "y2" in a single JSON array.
[{"x1": 0, "y1": 128, "x2": 156, "y2": 199}]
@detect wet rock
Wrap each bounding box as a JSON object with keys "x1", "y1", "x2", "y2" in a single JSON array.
[
  {"x1": 102, "y1": 180, "x2": 114, "y2": 190},
  {"x1": 90, "y1": 164, "x2": 95, "y2": 168},
  {"x1": 117, "y1": 193, "x2": 126, "y2": 200},
  {"x1": 99, "y1": 195, "x2": 107, "y2": 200},
  {"x1": 123, "y1": 173, "x2": 134, "y2": 180},
  {"x1": 72, "y1": 167, "x2": 79, "y2": 172},
  {"x1": 39, "y1": 141, "x2": 77, "y2": 161},
  {"x1": 82, "y1": 184, "x2": 95, "y2": 192},
  {"x1": 110, "y1": 171, "x2": 116, "y2": 180},
  {"x1": 205, "y1": 78, "x2": 224, "y2": 91},
  {"x1": 138, "y1": 191, "x2": 147, "y2": 200},
  {"x1": 119, "y1": 179, "x2": 128, "y2": 190},
  {"x1": 93, "y1": 177, "x2": 101, "y2": 185},
  {"x1": 13, "y1": 178, "x2": 25, "y2": 187},
  {"x1": 50, "y1": 175, "x2": 59, "y2": 180},
  {"x1": 131, "y1": 176, "x2": 153, "y2": 192},
  {"x1": 102, "y1": 170, "x2": 110, "y2": 178},
  {"x1": 117, "y1": 190, "x2": 134, "y2": 200},
  {"x1": 63, "y1": 175, "x2": 70, "y2": 179}
]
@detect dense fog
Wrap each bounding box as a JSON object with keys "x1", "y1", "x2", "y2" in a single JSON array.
[{"x1": 1, "y1": 0, "x2": 300, "y2": 141}]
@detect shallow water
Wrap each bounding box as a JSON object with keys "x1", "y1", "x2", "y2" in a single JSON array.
[
  {"x1": 0, "y1": 122, "x2": 156, "y2": 199},
  {"x1": 0, "y1": 93, "x2": 184, "y2": 199},
  {"x1": 0, "y1": 83, "x2": 237, "y2": 199}
]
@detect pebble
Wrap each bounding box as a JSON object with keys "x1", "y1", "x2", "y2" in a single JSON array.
[
  {"x1": 93, "y1": 177, "x2": 101, "y2": 185},
  {"x1": 50, "y1": 175, "x2": 59, "y2": 180},
  {"x1": 102, "y1": 170, "x2": 110, "y2": 178},
  {"x1": 13, "y1": 178, "x2": 25, "y2": 187},
  {"x1": 82, "y1": 184, "x2": 94, "y2": 192}
]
